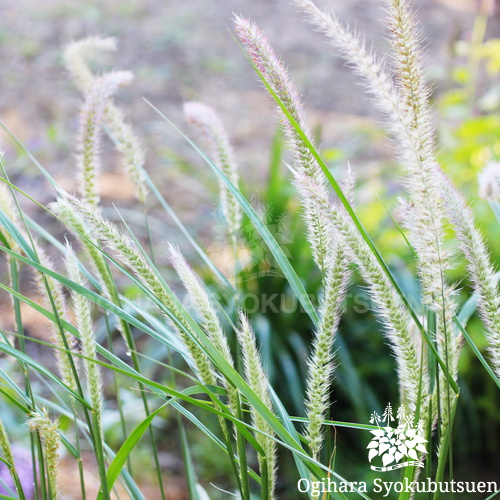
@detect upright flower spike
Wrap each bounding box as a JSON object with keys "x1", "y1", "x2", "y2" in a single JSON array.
[
  {"x1": 65, "y1": 246, "x2": 104, "y2": 434},
  {"x1": 77, "y1": 71, "x2": 133, "y2": 209},
  {"x1": 51, "y1": 197, "x2": 131, "y2": 345},
  {"x1": 0, "y1": 418, "x2": 14, "y2": 469},
  {"x1": 37, "y1": 247, "x2": 80, "y2": 394},
  {"x1": 0, "y1": 417, "x2": 17, "y2": 491},
  {"x1": 168, "y1": 245, "x2": 238, "y2": 403},
  {"x1": 295, "y1": 0, "x2": 459, "y2": 434},
  {"x1": 234, "y1": 15, "x2": 333, "y2": 273},
  {"x1": 236, "y1": 312, "x2": 277, "y2": 499},
  {"x1": 384, "y1": 0, "x2": 462, "y2": 437},
  {"x1": 304, "y1": 168, "x2": 354, "y2": 462},
  {"x1": 297, "y1": 171, "x2": 427, "y2": 414},
  {"x1": 442, "y1": 180, "x2": 500, "y2": 379},
  {"x1": 385, "y1": 0, "x2": 433, "y2": 151},
  {"x1": 28, "y1": 410, "x2": 60, "y2": 499},
  {"x1": 64, "y1": 193, "x2": 217, "y2": 386},
  {"x1": 304, "y1": 245, "x2": 350, "y2": 462},
  {"x1": 64, "y1": 37, "x2": 148, "y2": 203},
  {"x1": 184, "y1": 102, "x2": 241, "y2": 239}
]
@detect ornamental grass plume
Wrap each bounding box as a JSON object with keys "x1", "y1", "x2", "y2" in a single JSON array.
[
  {"x1": 77, "y1": 71, "x2": 133, "y2": 209},
  {"x1": 36, "y1": 246, "x2": 80, "y2": 394},
  {"x1": 28, "y1": 410, "x2": 60, "y2": 499},
  {"x1": 184, "y1": 102, "x2": 241, "y2": 239},
  {"x1": 384, "y1": 0, "x2": 462, "y2": 389},
  {"x1": 303, "y1": 171, "x2": 355, "y2": 461},
  {"x1": 64, "y1": 37, "x2": 148, "y2": 203},
  {"x1": 294, "y1": 0, "x2": 460, "y2": 441},
  {"x1": 234, "y1": 15, "x2": 333, "y2": 273},
  {"x1": 51, "y1": 197, "x2": 130, "y2": 345},
  {"x1": 168, "y1": 245, "x2": 238, "y2": 397},
  {"x1": 0, "y1": 418, "x2": 13, "y2": 464},
  {"x1": 168, "y1": 244, "x2": 244, "y2": 474},
  {"x1": 65, "y1": 246, "x2": 104, "y2": 434},
  {"x1": 304, "y1": 247, "x2": 350, "y2": 462},
  {"x1": 63, "y1": 192, "x2": 217, "y2": 386},
  {"x1": 236, "y1": 311, "x2": 277, "y2": 499},
  {"x1": 0, "y1": 417, "x2": 15, "y2": 489},
  {"x1": 442, "y1": 179, "x2": 500, "y2": 379}
]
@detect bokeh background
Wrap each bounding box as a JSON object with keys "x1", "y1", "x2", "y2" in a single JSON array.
[{"x1": 1, "y1": 0, "x2": 500, "y2": 498}]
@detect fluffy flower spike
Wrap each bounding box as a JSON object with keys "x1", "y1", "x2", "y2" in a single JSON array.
[
  {"x1": 184, "y1": 102, "x2": 241, "y2": 239},
  {"x1": 479, "y1": 162, "x2": 500, "y2": 201},
  {"x1": 64, "y1": 36, "x2": 148, "y2": 203},
  {"x1": 65, "y1": 246, "x2": 104, "y2": 435},
  {"x1": 78, "y1": 71, "x2": 133, "y2": 209},
  {"x1": 234, "y1": 14, "x2": 333, "y2": 273},
  {"x1": 236, "y1": 312, "x2": 277, "y2": 499},
  {"x1": 28, "y1": 410, "x2": 60, "y2": 498},
  {"x1": 64, "y1": 193, "x2": 216, "y2": 386}
]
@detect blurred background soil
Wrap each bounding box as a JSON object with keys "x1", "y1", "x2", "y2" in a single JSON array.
[{"x1": 0, "y1": 0, "x2": 496, "y2": 206}]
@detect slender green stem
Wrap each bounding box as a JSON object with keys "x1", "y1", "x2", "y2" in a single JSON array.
[
  {"x1": 432, "y1": 396, "x2": 459, "y2": 500},
  {"x1": 235, "y1": 396, "x2": 251, "y2": 500},
  {"x1": 260, "y1": 457, "x2": 269, "y2": 500},
  {"x1": 71, "y1": 403, "x2": 87, "y2": 500}
]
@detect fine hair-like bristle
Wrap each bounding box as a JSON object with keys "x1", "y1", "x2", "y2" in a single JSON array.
[
  {"x1": 28, "y1": 410, "x2": 60, "y2": 498},
  {"x1": 236, "y1": 311, "x2": 278, "y2": 499},
  {"x1": 65, "y1": 246, "x2": 104, "y2": 435},
  {"x1": 64, "y1": 37, "x2": 148, "y2": 203}
]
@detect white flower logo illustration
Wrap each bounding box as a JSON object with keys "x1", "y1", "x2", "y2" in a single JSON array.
[{"x1": 367, "y1": 404, "x2": 427, "y2": 471}]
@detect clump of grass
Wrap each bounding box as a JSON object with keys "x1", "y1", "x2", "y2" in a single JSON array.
[{"x1": 0, "y1": 1, "x2": 498, "y2": 499}]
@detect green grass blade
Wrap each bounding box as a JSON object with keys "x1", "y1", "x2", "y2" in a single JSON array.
[
  {"x1": 454, "y1": 316, "x2": 500, "y2": 389},
  {"x1": 96, "y1": 404, "x2": 167, "y2": 497},
  {"x1": 0, "y1": 342, "x2": 90, "y2": 407},
  {"x1": 180, "y1": 424, "x2": 202, "y2": 500},
  {"x1": 145, "y1": 99, "x2": 319, "y2": 328}
]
